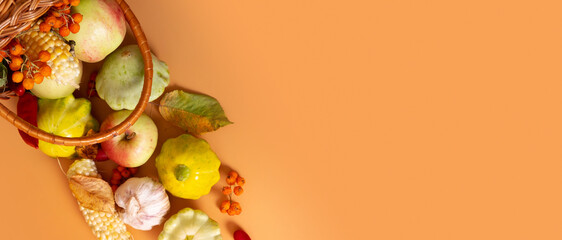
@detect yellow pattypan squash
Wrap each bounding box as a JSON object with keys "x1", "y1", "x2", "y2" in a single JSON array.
[
  {"x1": 155, "y1": 134, "x2": 220, "y2": 199},
  {"x1": 37, "y1": 95, "x2": 98, "y2": 158}
]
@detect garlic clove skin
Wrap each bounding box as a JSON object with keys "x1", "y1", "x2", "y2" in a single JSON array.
[{"x1": 115, "y1": 177, "x2": 171, "y2": 231}]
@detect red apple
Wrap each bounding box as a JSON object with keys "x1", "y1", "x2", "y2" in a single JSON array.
[
  {"x1": 65, "y1": 0, "x2": 126, "y2": 63},
  {"x1": 100, "y1": 110, "x2": 158, "y2": 167}
]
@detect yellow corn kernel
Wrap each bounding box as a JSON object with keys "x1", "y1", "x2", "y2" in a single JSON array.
[
  {"x1": 19, "y1": 22, "x2": 81, "y2": 88},
  {"x1": 67, "y1": 159, "x2": 132, "y2": 240},
  {"x1": 67, "y1": 158, "x2": 99, "y2": 178}
]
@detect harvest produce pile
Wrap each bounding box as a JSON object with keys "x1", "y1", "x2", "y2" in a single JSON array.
[{"x1": 0, "y1": 0, "x2": 250, "y2": 239}]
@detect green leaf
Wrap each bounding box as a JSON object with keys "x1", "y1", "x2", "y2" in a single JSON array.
[
  {"x1": 0, "y1": 60, "x2": 7, "y2": 88},
  {"x1": 159, "y1": 90, "x2": 232, "y2": 134}
]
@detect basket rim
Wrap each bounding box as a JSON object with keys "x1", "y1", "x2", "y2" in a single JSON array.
[{"x1": 0, "y1": 0, "x2": 153, "y2": 146}]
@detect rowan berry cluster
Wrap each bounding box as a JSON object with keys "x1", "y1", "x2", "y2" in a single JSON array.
[{"x1": 220, "y1": 170, "x2": 246, "y2": 216}]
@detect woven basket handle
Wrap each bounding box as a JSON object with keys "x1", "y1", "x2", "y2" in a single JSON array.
[{"x1": 0, "y1": 0, "x2": 153, "y2": 146}]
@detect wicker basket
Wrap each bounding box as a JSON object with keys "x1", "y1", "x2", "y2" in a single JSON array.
[{"x1": 0, "y1": 0, "x2": 153, "y2": 146}]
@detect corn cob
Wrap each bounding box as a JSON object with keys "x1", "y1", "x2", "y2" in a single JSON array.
[
  {"x1": 19, "y1": 21, "x2": 81, "y2": 88},
  {"x1": 67, "y1": 159, "x2": 132, "y2": 240}
]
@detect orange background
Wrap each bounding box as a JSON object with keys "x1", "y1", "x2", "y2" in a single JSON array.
[{"x1": 1, "y1": 0, "x2": 562, "y2": 239}]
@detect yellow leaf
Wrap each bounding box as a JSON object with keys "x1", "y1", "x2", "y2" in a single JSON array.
[{"x1": 69, "y1": 175, "x2": 115, "y2": 213}]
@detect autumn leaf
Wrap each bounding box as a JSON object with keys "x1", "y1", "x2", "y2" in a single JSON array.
[
  {"x1": 0, "y1": 60, "x2": 7, "y2": 88},
  {"x1": 69, "y1": 175, "x2": 115, "y2": 213},
  {"x1": 159, "y1": 90, "x2": 232, "y2": 134},
  {"x1": 76, "y1": 144, "x2": 98, "y2": 159},
  {"x1": 17, "y1": 93, "x2": 38, "y2": 148},
  {"x1": 76, "y1": 130, "x2": 99, "y2": 159}
]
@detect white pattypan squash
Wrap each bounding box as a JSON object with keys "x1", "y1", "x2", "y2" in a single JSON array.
[
  {"x1": 159, "y1": 208, "x2": 222, "y2": 240},
  {"x1": 95, "y1": 44, "x2": 170, "y2": 110}
]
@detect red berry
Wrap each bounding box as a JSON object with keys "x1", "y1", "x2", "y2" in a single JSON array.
[
  {"x1": 222, "y1": 186, "x2": 232, "y2": 195},
  {"x1": 231, "y1": 201, "x2": 242, "y2": 212},
  {"x1": 233, "y1": 230, "x2": 251, "y2": 240},
  {"x1": 44, "y1": 16, "x2": 57, "y2": 26},
  {"x1": 220, "y1": 200, "x2": 230, "y2": 213},
  {"x1": 227, "y1": 208, "x2": 236, "y2": 216},
  {"x1": 9, "y1": 43, "x2": 23, "y2": 56},
  {"x1": 39, "y1": 22, "x2": 51, "y2": 32},
  {"x1": 111, "y1": 184, "x2": 118, "y2": 192},
  {"x1": 226, "y1": 175, "x2": 237, "y2": 185},
  {"x1": 236, "y1": 176, "x2": 245, "y2": 186},
  {"x1": 112, "y1": 171, "x2": 122, "y2": 181},
  {"x1": 72, "y1": 13, "x2": 83, "y2": 23},
  {"x1": 117, "y1": 166, "x2": 126, "y2": 172},
  {"x1": 15, "y1": 84, "x2": 25, "y2": 96},
  {"x1": 12, "y1": 71, "x2": 23, "y2": 83},
  {"x1": 9, "y1": 59, "x2": 22, "y2": 71},
  {"x1": 38, "y1": 51, "x2": 51, "y2": 62},
  {"x1": 33, "y1": 73, "x2": 44, "y2": 84},
  {"x1": 69, "y1": 22, "x2": 80, "y2": 34},
  {"x1": 233, "y1": 186, "x2": 244, "y2": 196},
  {"x1": 11, "y1": 56, "x2": 23, "y2": 65},
  {"x1": 129, "y1": 168, "x2": 138, "y2": 175},
  {"x1": 121, "y1": 169, "x2": 131, "y2": 178},
  {"x1": 111, "y1": 176, "x2": 121, "y2": 184},
  {"x1": 59, "y1": 26, "x2": 70, "y2": 37},
  {"x1": 39, "y1": 65, "x2": 52, "y2": 77},
  {"x1": 54, "y1": 17, "x2": 65, "y2": 28},
  {"x1": 89, "y1": 71, "x2": 98, "y2": 81},
  {"x1": 228, "y1": 170, "x2": 239, "y2": 179},
  {"x1": 22, "y1": 78, "x2": 34, "y2": 90}
]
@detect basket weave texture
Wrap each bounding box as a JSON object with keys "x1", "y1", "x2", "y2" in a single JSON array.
[{"x1": 0, "y1": 0, "x2": 153, "y2": 146}]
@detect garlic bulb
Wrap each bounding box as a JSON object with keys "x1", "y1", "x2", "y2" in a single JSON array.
[{"x1": 114, "y1": 177, "x2": 170, "y2": 230}]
